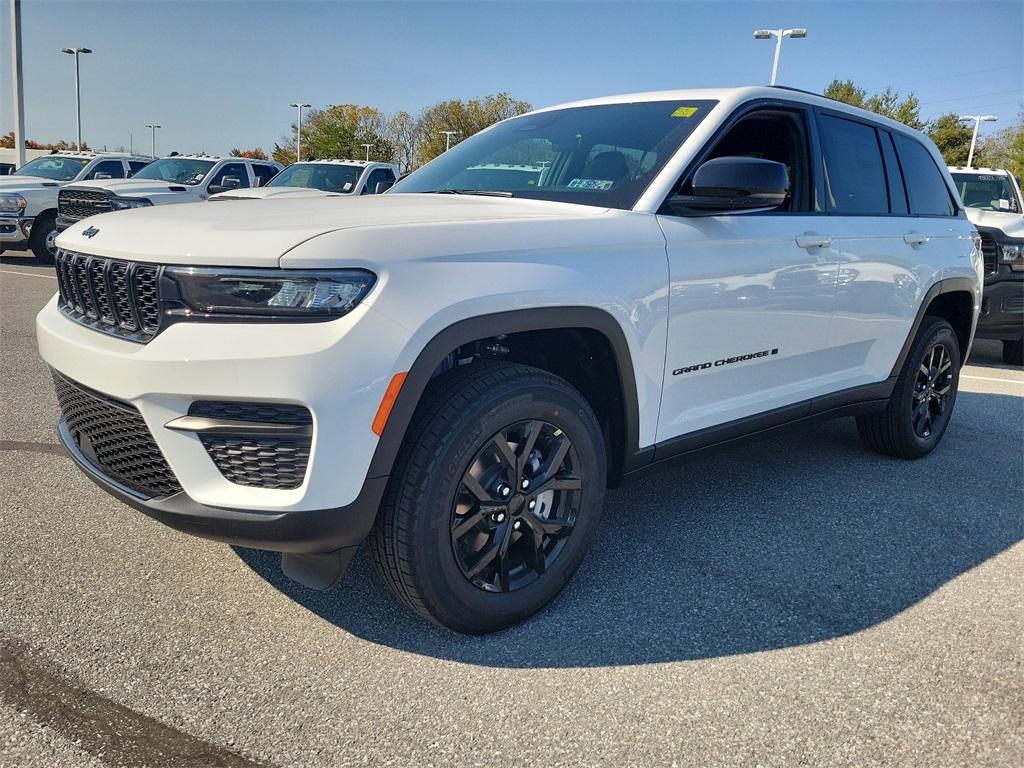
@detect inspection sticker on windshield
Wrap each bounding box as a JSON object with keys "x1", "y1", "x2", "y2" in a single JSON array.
[
  {"x1": 671, "y1": 106, "x2": 699, "y2": 117},
  {"x1": 568, "y1": 178, "x2": 614, "y2": 190}
]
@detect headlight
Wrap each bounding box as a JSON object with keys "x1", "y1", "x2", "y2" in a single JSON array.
[
  {"x1": 1000, "y1": 242, "x2": 1024, "y2": 271},
  {"x1": 109, "y1": 197, "x2": 152, "y2": 210},
  {"x1": 164, "y1": 268, "x2": 376, "y2": 319},
  {"x1": 0, "y1": 194, "x2": 27, "y2": 213}
]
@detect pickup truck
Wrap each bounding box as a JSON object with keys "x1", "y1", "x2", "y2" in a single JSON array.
[
  {"x1": 0, "y1": 152, "x2": 151, "y2": 263},
  {"x1": 210, "y1": 160, "x2": 399, "y2": 200},
  {"x1": 56, "y1": 155, "x2": 282, "y2": 235}
]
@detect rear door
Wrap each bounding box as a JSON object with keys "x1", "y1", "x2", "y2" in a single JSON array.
[{"x1": 822, "y1": 112, "x2": 965, "y2": 388}]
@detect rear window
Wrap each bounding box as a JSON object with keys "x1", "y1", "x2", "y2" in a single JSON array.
[
  {"x1": 818, "y1": 114, "x2": 889, "y2": 215},
  {"x1": 894, "y1": 135, "x2": 956, "y2": 216}
]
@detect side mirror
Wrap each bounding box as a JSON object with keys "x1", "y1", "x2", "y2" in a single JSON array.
[
  {"x1": 669, "y1": 157, "x2": 789, "y2": 216},
  {"x1": 221, "y1": 175, "x2": 243, "y2": 189},
  {"x1": 94, "y1": 172, "x2": 112, "y2": 180},
  {"x1": 374, "y1": 180, "x2": 394, "y2": 194}
]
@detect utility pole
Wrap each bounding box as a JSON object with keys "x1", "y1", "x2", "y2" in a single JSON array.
[
  {"x1": 361, "y1": 143, "x2": 374, "y2": 161},
  {"x1": 441, "y1": 130, "x2": 460, "y2": 152},
  {"x1": 958, "y1": 115, "x2": 998, "y2": 168},
  {"x1": 753, "y1": 28, "x2": 807, "y2": 85},
  {"x1": 289, "y1": 102, "x2": 310, "y2": 161},
  {"x1": 61, "y1": 46, "x2": 92, "y2": 150},
  {"x1": 9, "y1": 0, "x2": 26, "y2": 168},
  {"x1": 145, "y1": 124, "x2": 161, "y2": 158}
]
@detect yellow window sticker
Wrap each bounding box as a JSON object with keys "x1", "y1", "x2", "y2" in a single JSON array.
[{"x1": 671, "y1": 106, "x2": 699, "y2": 118}]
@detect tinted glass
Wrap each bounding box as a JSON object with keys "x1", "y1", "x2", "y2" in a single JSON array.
[
  {"x1": 879, "y1": 132, "x2": 909, "y2": 215},
  {"x1": 252, "y1": 164, "x2": 277, "y2": 186},
  {"x1": 13, "y1": 156, "x2": 88, "y2": 181},
  {"x1": 84, "y1": 160, "x2": 125, "y2": 180},
  {"x1": 950, "y1": 172, "x2": 1020, "y2": 213},
  {"x1": 209, "y1": 162, "x2": 249, "y2": 188},
  {"x1": 268, "y1": 163, "x2": 364, "y2": 192},
  {"x1": 133, "y1": 158, "x2": 215, "y2": 185},
  {"x1": 819, "y1": 115, "x2": 888, "y2": 214},
  {"x1": 128, "y1": 161, "x2": 151, "y2": 176},
  {"x1": 392, "y1": 100, "x2": 718, "y2": 209},
  {"x1": 365, "y1": 168, "x2": 395, "y2": 193},
  {"x1": 894, "y1": 135, "x2": 955, "y2": 216}
]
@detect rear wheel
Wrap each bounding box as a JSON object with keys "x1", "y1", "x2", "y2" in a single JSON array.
[
  {"x1": 29, "y1": 212, "x2": 58, "y2": 265},
  {"x1": 1003, "y1": 338, "x2": 1023, "y2": 367},
  {"x1": 857, "y1": 316, "x2": 960, "y2": 459},
  {"x1": 369, "y1": 361, "x2": 606, "y2": 634}
]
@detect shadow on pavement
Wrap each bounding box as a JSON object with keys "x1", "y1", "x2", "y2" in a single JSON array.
[
  {"x1": 968, "y1": 337, "x2": 1021, "y2": 372},
  {"x1": 236, "y1": 391, "x2": 1023, "y2": 668}
]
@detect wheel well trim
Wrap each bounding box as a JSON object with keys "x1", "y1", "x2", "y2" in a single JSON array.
[
  {"x1": 889, "y1": 276, "x2": 978, "y2": 378},
  {"x1": 365, "y1": 306, "x2": 644, "y2": 483}
]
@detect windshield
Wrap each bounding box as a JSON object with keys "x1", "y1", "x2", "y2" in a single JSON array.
[
  {"x1": 391, "y1": 100, "x2": 718, "y2": 209},
  {"x1": 269, "y1": 163, "x2": 363, "y2": 192},
  {"x1": 14, "y1": 156, "x2": 88, "y2": 181},
  {"x1": 132, "y1": 158, "x2": 216, "y2": 185},
  {"x1": 951, "y1": 172, "x2": 1021, "y2": 213}
]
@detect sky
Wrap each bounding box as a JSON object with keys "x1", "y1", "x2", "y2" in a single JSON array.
[{"x1": 1, "y1": 0, "x2": 1021, "y2": 157}]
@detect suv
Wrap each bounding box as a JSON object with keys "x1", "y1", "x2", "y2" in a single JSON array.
[
  {"x1": 39, "y1": 87, "x2": 981, "y2": 633},
  {"x1": 0, "y1": 152, "x2": 151, "y2": 263},
  {"x1": 948, "y1": 166, "x2": 1023, "y2": 364},
  {"x1": 209, "y1": 160, "x2": 400, "y2": 200},
  {"x1": 56, "y1": 155, "x2": 282, "y2": 233}
]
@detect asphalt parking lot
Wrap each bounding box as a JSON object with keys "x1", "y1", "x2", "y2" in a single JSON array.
[{"x1": 1, "y1": 252, "x2": 1021, "y2": 768}]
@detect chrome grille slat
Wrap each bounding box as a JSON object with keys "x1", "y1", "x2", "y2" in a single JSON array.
[
  {"x1": 57, "y1": 188, "x2": 112, "y2": 223},
  {"x1": 55, "y1": 250, "x2": 162, "y2": 343}
]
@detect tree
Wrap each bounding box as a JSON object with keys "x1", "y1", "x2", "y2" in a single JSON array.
[
  {"x1": 0, "y1": 131, "x2": 87, "y2": 151},
  {"x1": 230, "y1": 147, "x2": 268, "y2": 160},
  {"x1": 272, "y1": 104, "x2": 395, "y2": 165},
  {"x1": 823, "y1": 79, "x2": 923, "y2": 130},
  {"x1": 416, "y1": 93, "x2": 532, "y2": 165},
  {"x1": 978, "y1": 113, "x2": 1024, "y2": 176},
  {"x1": 385, "y1": 111, "x2": 421, "y2": 173},
  {"x1": 926, "y1": 114, "x2": 975, "y2": 166}
]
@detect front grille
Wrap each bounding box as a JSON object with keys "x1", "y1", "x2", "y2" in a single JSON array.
[
  {"x1": 55, "y1": 250, "x2": 162, "y2": 341},
  {"x1": 53, "y1": 372, "x2": 181, "y2": 498},
  {"x1": 58, "y1": 188, "x2": 112, "y2": 223},
  {"x1": 189, "y1": 401, "x2": 312, "y2": 490},
  {"x1": 979, "y1": 232, "x2": 998, "y2": 276}
]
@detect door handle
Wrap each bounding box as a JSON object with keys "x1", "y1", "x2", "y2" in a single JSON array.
[
  {"x1": 796, "y1": 234, "x2": 833, "y2": 249},
  {"x1": 903, "y1": 233, "x2": 930, "y2": 246}
]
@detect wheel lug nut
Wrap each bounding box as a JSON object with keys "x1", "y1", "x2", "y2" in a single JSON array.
[
  {"x1": 521, "y1": 478, "x2": 530, "y2": 490},
  {"x1": 495, "y1": 512, "x2": 506, "y2": 523},
  {"x1": 497, "y1": 484, "x2": 511, "y2": 498},
  {"x1": 527, "y1": 499, "x2": 536, "y2": 510},
  {"x1": 513, "y1": 520, "x2": 521, "y2": 530}
]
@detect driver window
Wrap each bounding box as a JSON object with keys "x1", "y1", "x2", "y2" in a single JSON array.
[
  {"x1": 84, "y1": 160, "x2": 126, "y2": 180},
  {"x1": 681, "y1": 109, "x2": 812, "y2": 213},
  {"x1": 208, "y1": 162, "x2": 249, "y2": 189}
]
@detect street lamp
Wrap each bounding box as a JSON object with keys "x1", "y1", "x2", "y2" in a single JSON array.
[
  {"x1": 289, "y1": 102, "x2": 311, "y2": 161},
  {"x1": 144, "y1": 123, "x2": 161, "y2": 158},
  {"x1": 361, "y1": 143, "x2": 374, "y2": 162},
  {"x1": 958, "y1": 115, "x2": 998, "y2": 168},
  {"x1": 752, "y1": 28, "x2": 806, "y2": 85},
  {"x1": 61, "y1": 46, "x2": 92, "y2": 150},
  {"x1": 441, "y1": 130, "x2": 461, "y2": 152}
]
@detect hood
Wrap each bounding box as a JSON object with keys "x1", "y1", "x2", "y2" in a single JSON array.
[
  {"x1": 66, "y1": 178, "x2": 197, "y2": 200},
  {"x1": 0, "y1": 175, "x2": 63, "y2": 191},
  {"x1": 208, "y1": 187, "x2": 343, "y2": 201},
  {"x1": 965, "y1": 207, "x2": 1024, "y2": 239},
  {"x1": 54, "y1": 193, "x2": 608, "y2": 267}
]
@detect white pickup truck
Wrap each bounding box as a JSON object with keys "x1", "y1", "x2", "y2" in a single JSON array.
[
  {"x1": 0, "y1": 152, "x2": 152, "y2": 263},
  {"x1": 210, "y1": 160, "x2": 399, "y2": 200},
  {"x1": 56, "y1": 154, "x2": 282, "y2": 238}
]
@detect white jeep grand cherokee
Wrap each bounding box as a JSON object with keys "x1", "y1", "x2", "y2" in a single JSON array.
[{"x1": 40, "y1": 87, "x2": 982, "y2": 633}]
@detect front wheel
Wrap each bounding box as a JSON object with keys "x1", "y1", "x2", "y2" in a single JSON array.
[
  {"x1": 369, "y1": 361, "x2": 606, "y2": 634},
  {"x1": 857, "y1": 316, "x2": 961, "y2": 458},
  {"x1": 29, "y1": 212, "x2": 58, "y2": 265}
]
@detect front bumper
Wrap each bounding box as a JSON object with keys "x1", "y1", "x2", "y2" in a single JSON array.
[
  {"x1": 0, "y1": 215, "x2": 32, "y2": 245},
  {"x1": 37, "y1": 292, "x2": 417, "y2": 519},
  {"x1": 976, "y1": 276, "x2": 1024, "y2": 341}
]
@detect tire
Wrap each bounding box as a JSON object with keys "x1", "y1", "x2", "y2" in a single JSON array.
[
  {"x1": 29, "y1": 212, "x2": 58, "y2": 265},
  {"x1": 1003, "y1": 338, "x2": 1024, "y2": 367},
  {"x1": 368, "y1": 360, "x2": 606, "y2": 634},
  {"x1": 856, "y1": 316, "x2": 961, "y2": 459}
]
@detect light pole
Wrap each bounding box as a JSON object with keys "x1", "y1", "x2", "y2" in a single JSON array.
[
  {"x1": 753, "y1": 28, "x2": 806, "y2": 85},
  {"x1": 361, "y1": 143, "x2": 374, "y2": 162},
  {"x1": 144, "y1": 123, "x2": 161, "y2": 158},
  {"x1": 441, "y1": 130, "x2": 460, "y2": 152},
  {"x1": 289, "y1": 102, "x2": 310, "y2": 161},
  {"x1": 61, "y1": 46, "x2": 92, "y2": 150},
  {"x1": 958, "y1": 115, "x2": 998, "y2": 168}
]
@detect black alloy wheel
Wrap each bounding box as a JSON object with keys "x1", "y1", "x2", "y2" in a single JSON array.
[{"x1": 911, "y1": 343, "x2": 953, "y2": 439}]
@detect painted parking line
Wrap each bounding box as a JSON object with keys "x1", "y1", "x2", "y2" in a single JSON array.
[
  {"x1": 961, "y1": 374, "x2": 1024, "y2": 385},
  {"x1": 0, "y1": 269, "x2": 56, "y2": 280}
]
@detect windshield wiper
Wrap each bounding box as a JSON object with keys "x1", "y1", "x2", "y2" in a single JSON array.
[{"x1": 429, "y1": 189, "x2": 515, "y2": 198}]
